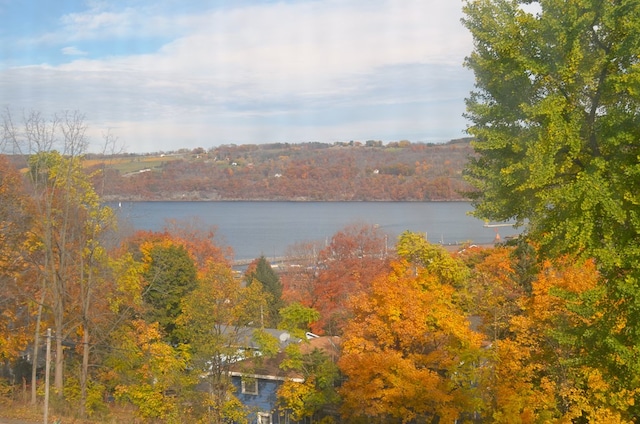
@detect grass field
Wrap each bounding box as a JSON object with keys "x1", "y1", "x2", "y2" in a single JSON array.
[{"x1": 83, "y1": 154, "x2": 184, "y2": 174}]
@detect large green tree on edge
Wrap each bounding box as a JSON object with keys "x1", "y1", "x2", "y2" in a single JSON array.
[
  {"x1": 463, "y1": 0, "x2": 640, "y2": 419},
  {"x1": 463, "y1": 0, "x2": 640, "y2": 262}
]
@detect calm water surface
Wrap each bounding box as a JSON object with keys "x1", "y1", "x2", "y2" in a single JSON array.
[{"x1": 112, "y1": 201, "x2": 521, "y2": 260}]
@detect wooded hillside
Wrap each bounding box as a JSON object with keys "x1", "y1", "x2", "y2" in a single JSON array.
[{"x1": 86, "y1": 138, "x2": 475, "y2": 201}]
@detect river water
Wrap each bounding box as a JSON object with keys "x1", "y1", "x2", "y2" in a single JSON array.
[{"x1": 112, "y1": 201, "x2": 521, "y2": 260}]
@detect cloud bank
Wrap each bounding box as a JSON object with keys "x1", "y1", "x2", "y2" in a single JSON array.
[{"x1": 0, "y1": 0, "x2": 474, "y2": 153}]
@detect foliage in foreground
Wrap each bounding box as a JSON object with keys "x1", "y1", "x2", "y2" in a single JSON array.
[{"x1": 3, "y1": 65, "x2": 640, "y2": 421}]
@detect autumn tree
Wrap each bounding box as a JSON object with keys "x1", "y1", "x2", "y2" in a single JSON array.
[
  {"x1": 105, "y1": 319, "x2": 192, "y2": 423},
  {"x1": 281, "y1": 240, "x2": 325, "y2": 307},
  {"x1": 339, "y1": 257, "x2": 483, "y2": 423},
  {"x1": 72, "y1": 173, "x2": 116, "y2": 418},
  {"x1": 163, "y1": 218, "x2": 231, "y2": 268},
  {"x1": 2, "y1": 111, "x2": 135, "y2": 417},
  {"x1": 278, "y1": 339, "x2": 341, "y2": 423},
  {"x1": 16, "y1": 115, "x2": 115, "y2": 405},
  {"x1": 177, "y1": 259, "x2": 269, "y2": 423},
  {"x1": 463, "y1": 0, "x2": 640, "y2": 415},
  {"x1": 0, "y1": 155, "x2": 33, "y2": 371},
  {"x1": 102, "y1": 215, "x2": 252, "y2": 422},
  {"x1": 122, "y1": 226, "x2": 232, "y2": 347},
  {"x1": 27, "y1": 150, "x2": 116, "y2": 413},
  {"x1": 461, "y1": 246, "x2": 523, "y2": 342},
  {"x1": 284, "y1": 223, "x2": 390, "y2": 335},
  {"x1": 245, "y1": 255, "x2": 283, "y2": 327},
  {"x1": 139, "y1": 240, "x2": 197, "y2": 344},
  {"x1": 479, "y1": 257, "x2": 633, "y2": 423},
  {"x1": 99, "y1": 234, "x2": 203, "y2": 422},
  {"x1": 3, "y1": 111, "x2": 109, "y2": 410}
]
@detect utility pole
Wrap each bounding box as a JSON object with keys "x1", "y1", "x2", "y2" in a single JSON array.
[{"x1": 44, "y1": 328, "x2": 51, "y2": 424}]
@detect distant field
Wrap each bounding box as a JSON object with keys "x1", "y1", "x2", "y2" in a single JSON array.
[{"x1": 83, "y1": 155, "x2": 184, "y2": 174}]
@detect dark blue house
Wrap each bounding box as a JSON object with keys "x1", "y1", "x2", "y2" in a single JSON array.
[
  {"x1": 224, "y1": 327, "x2": 305, "y2": 424},
  {"x1": 230, "y1": 350, "x2": 304, "y2": 424},
  {"x1": 222, "y1": 327, "x2": 342, "y2": 424}
]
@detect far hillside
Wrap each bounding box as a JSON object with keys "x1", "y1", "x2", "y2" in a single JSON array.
[{"x1": 85, "y1": 138, "x2": 476, "y2": 201}]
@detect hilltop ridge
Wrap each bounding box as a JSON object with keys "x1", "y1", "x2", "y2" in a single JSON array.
[{"x1": 83, "y1": 138, "x2": 475, "y2": 202}]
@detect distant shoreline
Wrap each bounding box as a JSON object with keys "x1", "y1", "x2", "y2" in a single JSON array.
[{"x1": 103, "y1": 198, "x2": 472, "y2": 203}]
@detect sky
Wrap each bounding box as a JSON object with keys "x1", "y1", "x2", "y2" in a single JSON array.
[{"x1": 0, "y1": 0, "x2": 475, "y2": 153}]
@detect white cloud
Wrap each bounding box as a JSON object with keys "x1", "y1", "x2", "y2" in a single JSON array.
[
  {"x1": 61, "y1": 46, "x2": 88, "y2": 56},
  {"x1": 55, "y1": 2, "x2": 193, "y2": 42},
  {"x1": 55, "y1": 0, "x2": 471, "y2": 101}
]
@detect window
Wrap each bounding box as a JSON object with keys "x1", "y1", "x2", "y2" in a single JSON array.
[
  {"x1": 241, "y1": 377, "x2": 258, "y2": 395},
  {"x1": 257, "y1": 412, "x2": 272, "y2": 424}
]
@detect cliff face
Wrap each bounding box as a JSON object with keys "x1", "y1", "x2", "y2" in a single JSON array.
[{"x1": 91, "y1": 139, "x2": 476, "y2": 201}]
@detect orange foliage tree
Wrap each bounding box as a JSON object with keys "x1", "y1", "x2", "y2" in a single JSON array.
[
  {"x1": 282, "y1": 223, "x2": 390, "y2": 335},
  {"x1": 0, "y1": 155, "x2": 34, "y2": 363},
  {"x1": 482, "y1": 257, "x2": 633, "y2": 423},
  {"x1": 281, "y1": 240, "x2": 325, "y2": 309},
  {"x1": 339, "y1": 254, "x2": 482, "y2": 423},
  {"x1": 461, "y1": 246, "x2": 524, "y2": 342}
]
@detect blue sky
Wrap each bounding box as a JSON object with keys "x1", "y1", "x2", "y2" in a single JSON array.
[{"x1": 0, "y1": 0, "x2": 475, "y2": 153}]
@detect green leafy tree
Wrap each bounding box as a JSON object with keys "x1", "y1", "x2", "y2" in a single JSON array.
[
  {"x1": 245, "y1": 255, "x2": 283, "y2": 327},
  {"x1": 141, "y1": 242, "x2": 197, "y2": 344},
  {"x1": 462, "y1": 0, "x2": 640, "y2": 264},
  {"x1": 279, "y1": 302, "x2": 321, "y2": 339},
  {"x1": 278, "y1": 344, "x2": 341, "y2": 423},
  {"x1": 463, "y1": 0, "x2": 640, "y2": 418}
]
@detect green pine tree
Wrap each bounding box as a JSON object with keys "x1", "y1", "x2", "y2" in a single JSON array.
[{"x1": 245, "y1": 255, "x2": 284, "y2": 327}]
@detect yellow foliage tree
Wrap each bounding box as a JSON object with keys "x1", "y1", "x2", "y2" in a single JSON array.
[
  {"x1": 0, "y1": 155, "x2": 33, "y2": 362},
  {"x1": 339, "y1": 259, "x2": 482, "y2": 423},
  {"x1": 464, "y1": 246, "x2": 523, "y2": 342},
  {"x1": 485, "y1": 257, "x2": 635, "y2": 423},
  {"x1": 107, "y1": 319, "x2": 192, "y2": 423}
]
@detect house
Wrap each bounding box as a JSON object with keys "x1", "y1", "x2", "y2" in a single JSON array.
[
  {"x1": 227, "y1": 330, "x2": 340, "y2": 424},
  {"x1": 230, "y1": 350, "x2": 303, "y2": 424},
  {"x1": 226, "y1": 327, "x2": 301, "y2": 424}
]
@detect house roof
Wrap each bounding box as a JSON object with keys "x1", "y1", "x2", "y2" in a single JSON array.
[
  {"x1": 300, "y1": 335, "x2": 341, "y2": 357},
  {"x1": 221, "y1": 325, "x2": 301, "y2": 350},
  {"x1": 229, "y1": 334, "x2": 342, "y2": 382},
  {"x1": 230, "y1": 351, "x2": 304, "y2": 383}
]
